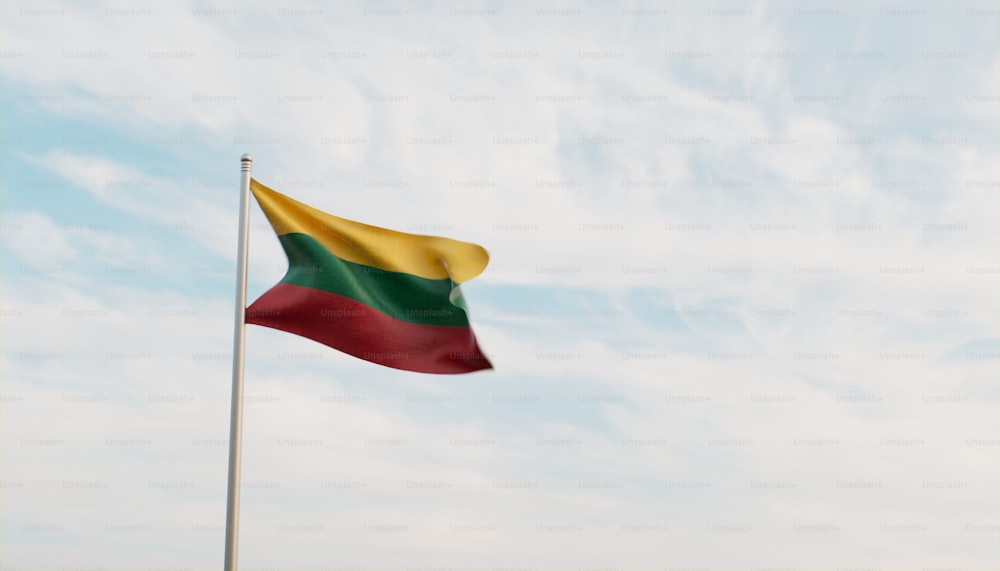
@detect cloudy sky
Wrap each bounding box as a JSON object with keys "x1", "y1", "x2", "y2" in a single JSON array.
[{"x1": 1, "y1": 1, "x2": 998, "y2": 569}]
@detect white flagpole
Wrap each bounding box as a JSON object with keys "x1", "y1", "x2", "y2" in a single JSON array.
[{"x1": 224, "y1": 153, "x2": 253, "y2": 571}]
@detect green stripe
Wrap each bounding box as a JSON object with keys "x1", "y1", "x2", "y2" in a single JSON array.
[{"x1": 276, "y1": 232, "x2": 471, "y2": 327}]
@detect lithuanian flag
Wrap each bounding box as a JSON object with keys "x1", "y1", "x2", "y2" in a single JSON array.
[{"x1": 245, "y1": 179, "x2": 492, "y2": 374}]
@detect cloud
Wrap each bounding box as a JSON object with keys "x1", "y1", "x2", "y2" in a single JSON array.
[{"x1": 1, "y1": 1, "x2": 997, "y2": 568}]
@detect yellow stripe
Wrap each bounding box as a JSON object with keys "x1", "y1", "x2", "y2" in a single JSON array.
[{"x1": 250, "y1": 179, "x2": 489, "y2": 283}]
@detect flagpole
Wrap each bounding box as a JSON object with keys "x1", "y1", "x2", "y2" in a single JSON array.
[{"x1": 224, "y1": 153, "x2": 253, "y2": 571}]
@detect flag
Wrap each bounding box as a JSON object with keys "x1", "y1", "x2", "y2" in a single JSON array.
[{"x1": 245, "y1": 179, "x2": 493, "y2": 374}]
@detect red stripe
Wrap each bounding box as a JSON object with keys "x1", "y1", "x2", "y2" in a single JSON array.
[{"x1": 246, "y1": 283, "x2": 493, "y2": 374}]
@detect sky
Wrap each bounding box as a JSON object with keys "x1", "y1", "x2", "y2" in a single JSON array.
[{"x1": 1, "y1": 1, "x2": 998, "y2": 569}]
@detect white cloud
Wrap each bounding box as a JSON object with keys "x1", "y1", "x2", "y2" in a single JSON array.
[
  {"x1": 3, "y1": 211, "x2": 77, "y2": 263},
  {"x1": 1, "y1": 0, "x2": 997, "y2": 569}
]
